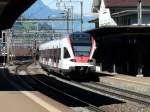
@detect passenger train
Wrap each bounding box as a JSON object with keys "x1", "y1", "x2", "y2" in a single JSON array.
[{"x1": 39, "y1": 32, "x2": 96, "y2": 77}]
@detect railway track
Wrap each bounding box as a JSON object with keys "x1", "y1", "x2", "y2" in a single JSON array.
[
  {"x1": 43, "y1": 73, "x2": 150, "y2": 106},
  {"x1": 15, "y1": 63, "x2": 106, "y2": 112},
  {"x1": 39, "y1": 71, "x2": 150, "y2": 106},
  {"x1": 15, "y1": 62, "x2": 150, "y2": 112},
  {"x1": 80, "y1": 82, "x2": 150, "y2": 106}
]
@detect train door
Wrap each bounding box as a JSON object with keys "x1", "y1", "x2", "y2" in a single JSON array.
[
  {"x1": 61, "y1": 47, "x2": 71, "y2": 70},
  {"x1": 58, "y1": 43, "x2": 62, "y2": 69}
]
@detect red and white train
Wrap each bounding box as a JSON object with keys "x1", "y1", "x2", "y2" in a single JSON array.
[{"x1": 39, "y1": 32, "x2": 96, "y2": 76}]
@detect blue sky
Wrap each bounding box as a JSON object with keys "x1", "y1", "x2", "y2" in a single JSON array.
[{"x1": 41, "y1": 0, "x2": 93, "y2": 16}]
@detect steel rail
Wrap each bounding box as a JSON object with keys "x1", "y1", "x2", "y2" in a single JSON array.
[
  {"x1": 80, "y1": 82, "x2": 150, "y2": 106},
  {"x1": 15, "y1": 63, "x2": 105, "y2": 112},
  {"x1": 28, "y1": 74, "x2": 105, "y2": 112}
]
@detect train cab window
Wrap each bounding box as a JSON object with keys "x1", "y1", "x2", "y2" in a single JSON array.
[{"x1": 64, "y1": 47, "x2": 70, "y2": 58}]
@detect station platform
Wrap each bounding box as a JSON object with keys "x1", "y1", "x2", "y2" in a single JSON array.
[
  {"x1": 96, "y1": 66, "x2": 150, "y2": 96},
  {"x1": 6, "y1": 65, "x2": 73, "y2": 112}
]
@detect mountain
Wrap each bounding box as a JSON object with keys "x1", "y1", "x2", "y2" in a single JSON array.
[
  {"x1": 17, "y1": 0, "x2": 95, "y2": 31},
  {"x1": 22, "y1": 0, "x2": 63, "y2": 19}
]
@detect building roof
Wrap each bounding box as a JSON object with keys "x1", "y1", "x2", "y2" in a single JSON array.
[
  {"x1": 86, "y1": 26, "x2": 150, "y2": 41},
  {"x1": 0, "y1": 0, "x2": 36, "y2": 30},
  {"x1": 92, "y1": 0, "x2": 150, "y2": 12}
]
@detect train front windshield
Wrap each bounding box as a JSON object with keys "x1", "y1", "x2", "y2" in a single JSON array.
[{"x1": 70, "y1": 33, "x2": 92, "y2": 56}]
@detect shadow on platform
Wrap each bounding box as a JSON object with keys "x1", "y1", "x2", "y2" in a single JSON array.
[{"x1": 0, "y1": 68, "x2": 124, "y2": 108}]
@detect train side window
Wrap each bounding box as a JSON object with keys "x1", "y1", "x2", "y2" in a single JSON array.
[
  {"x1": 64, "y1": 47, "x2": 70, "y2": 58},
  {"x1": 49, "y1": 49, "x2": 52, "y2": 58},
  {"x1": 58, "y1": 48, "x2": 61, "y2": 59}
]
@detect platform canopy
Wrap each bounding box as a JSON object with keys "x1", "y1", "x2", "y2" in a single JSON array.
[
  {"x1": 86, "y1": 26, "x2": 150, "y2": 41},
  {"x1": 0, "y1": 0, "x2": 36, "y2": 30}
]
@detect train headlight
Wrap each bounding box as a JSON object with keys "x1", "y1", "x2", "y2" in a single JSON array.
[
  {"x1": 70, "y1": 59, "x2": 76, "y2": 62},
  {"x1": 88, "y1": 59, "x2": 93, "y2": 63}
]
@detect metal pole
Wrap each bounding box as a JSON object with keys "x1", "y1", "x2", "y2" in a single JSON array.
[
  {"x1": 4, "y1": 49, "x2": 5, "y2": 66},
  {"x1": 6, "y1": 31, "x2": 10, "y2": 65},
  {"x1": 71, "y1": 6, "x2": 74, "y2": 32},
  {"x1": 2, "y1": 31, "x2": 5, "y2": 66},
  {"x1": 67, "y1": 8, "x2": 69, "y2": 33},
  {"x1": 138, "y1": 0, "x2": 142, "y2": 25},
  {"x1": 81, "y1": 1, "x2": 83, "y2": 32},
  {"x1": 33, "y1": 39, "x2": 37, "y2": 65}
]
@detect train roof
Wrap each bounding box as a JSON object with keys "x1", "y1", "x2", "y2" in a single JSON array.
[
  {"x1": 39, "y1": 32, "x2": 92, "y2": 50},
  {"x1": 39, "y1": 39, "x2": 61, "y2": 50},
  {"x1": 69, "y1": 32, "x2": 91, "y2": 35}
]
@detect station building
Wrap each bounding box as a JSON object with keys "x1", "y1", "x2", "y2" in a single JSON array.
[
  {"x1": 88, "y1": 0, "x2": 150, "y2": 76},
  {"x1": 91, "y1": 0, "x2": 150, "y2": 27}
]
